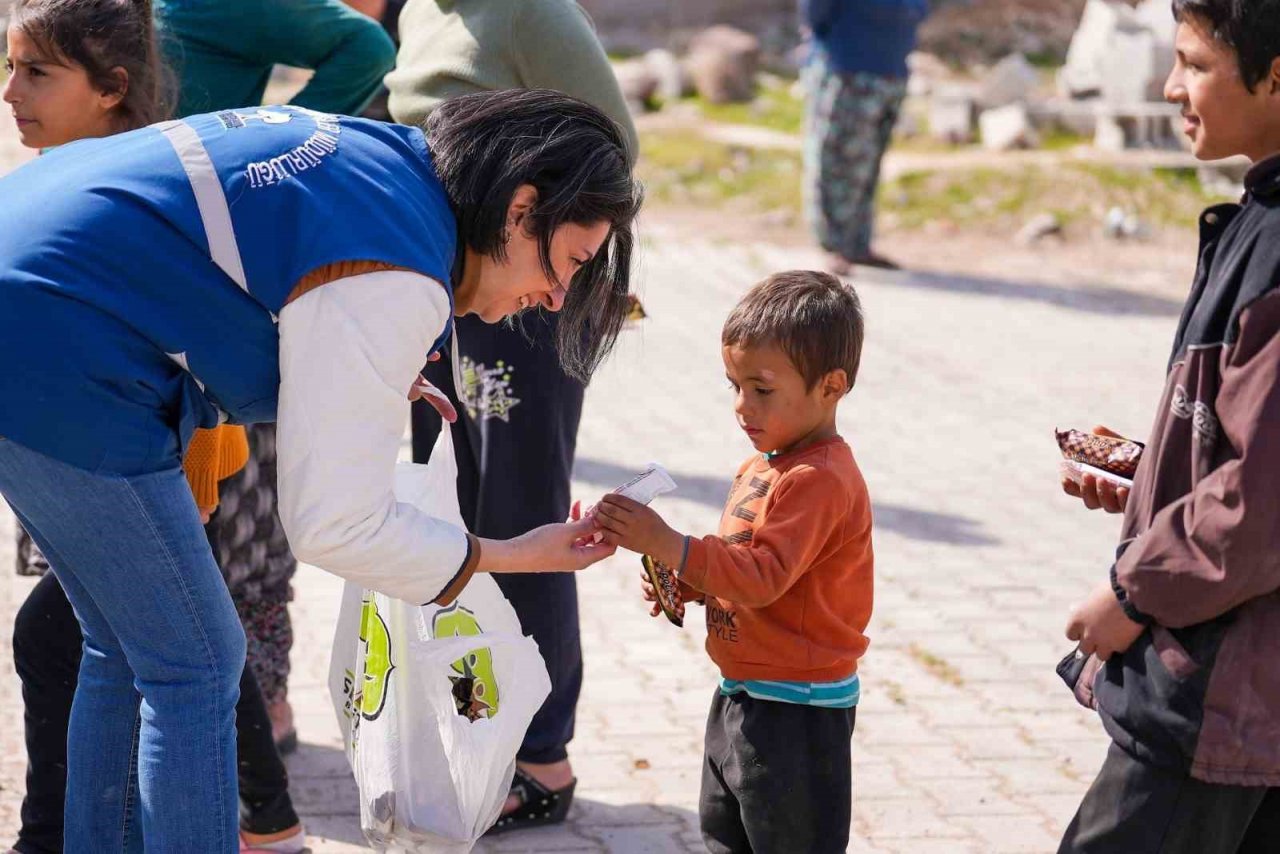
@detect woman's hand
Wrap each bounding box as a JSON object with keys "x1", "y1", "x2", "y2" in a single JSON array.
[
  {"x1": 408, "y1": 374, "x2": 458, "y2": 423},
  {"x1": 479, "y1": 516, "x2": 616, "y2": 574},
  {"x1": 1061, "y1": 425, "x2": 1130, "y2": 513}
]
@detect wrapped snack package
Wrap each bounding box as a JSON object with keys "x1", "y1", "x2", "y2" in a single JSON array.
[
  {"x1": 1056, "y1": 428, "x2": 1143, "y2": 489},
  {"x1": 642, "y1": 554, "x2": 684, "y2": 627},
  {"x1": 587, "y1": 463, "x2": 677, "y2": 543}
]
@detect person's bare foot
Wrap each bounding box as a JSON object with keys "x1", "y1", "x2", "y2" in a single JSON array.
[
  {"x1": 502, "y1": 759, "x2": 574, "y2": 815},
  {"x1": 824, "y1": 252, "x2": 854, "y2": 277},
  {"x1": 267, "y1": 698, "x2": 297, "y2": 754}
]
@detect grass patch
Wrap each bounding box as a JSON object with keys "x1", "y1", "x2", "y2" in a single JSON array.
[
  {"x1": 879, "y1": 162, "x2": 1232, "y2": 233},
  {"x1": 638, "y1": 125, "x2": 1230, "y2": 234},
  {"x1": 908, "y1": 643, "x2": 965, "y2": 687},
  {"x1": 1039, "y1": 127, "x2": 1090, "y2": 151},
  {"x1": 680, "y1": 79, "x2": 805, "y2": 136},
  {"x1": 637, "y1": 129, "x2": 803, "y2": 213}
]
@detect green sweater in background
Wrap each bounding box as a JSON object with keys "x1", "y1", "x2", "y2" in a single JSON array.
[
  {"x1": 386, "y1": 0, "x2": 638, "y2": 163},
  {"x1": 156, "y1": 0, "x2": 397, "y2": 117}
]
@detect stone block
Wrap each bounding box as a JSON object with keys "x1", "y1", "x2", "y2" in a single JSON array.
[
  {"x1": 613, "y1": 59, "x2": 660, "y2": 111},
  {"x1": 929, "y1": 84, "x2": 977, "y2": 144},
  {"x1": 686, "y1": 25, "x2": 760, "y2": 104},
  {"x1": 979, "y1": 103, "x2": 1038, "y2": 151},
  {"x1": 977, "y1": 53, "x2": 1040, "y2": 109},
  {"x1": 644, "y1": 48, "x2": 690, "y2": 102}
]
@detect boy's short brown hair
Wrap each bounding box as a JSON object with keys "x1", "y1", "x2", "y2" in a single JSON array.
[{"x1": 722, "y1": 270, "x2": 864, "y2": 391}]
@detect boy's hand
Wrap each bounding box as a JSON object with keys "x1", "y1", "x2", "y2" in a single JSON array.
[
  {"x1": 640, "y1": 569, "x2": 685, "y2": 621},
  {"x1": 595, "y1": 495, "x2": 685, "y2": 566},
  {"x1": 1065, "y1": 581, "x2": 1146, "y2": 660},
  {"x1": 1061, "y1": 426, "x2": 1130, "y2": 513}
]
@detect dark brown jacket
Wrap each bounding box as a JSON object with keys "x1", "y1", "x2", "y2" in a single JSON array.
[{"x1": 1095, "y1": 155, "x2": 1280, "y2": 786}]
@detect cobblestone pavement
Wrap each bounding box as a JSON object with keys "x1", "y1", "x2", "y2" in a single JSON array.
[{"x1": 0, "y1": 127, "x2": 1190, "y2": 851}]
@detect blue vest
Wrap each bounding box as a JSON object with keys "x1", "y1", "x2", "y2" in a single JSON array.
[{"x1": 0, "y1": 106, "x2": 457, "y2": 475}]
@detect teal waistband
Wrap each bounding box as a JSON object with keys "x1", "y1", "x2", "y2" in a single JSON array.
[{"x1": 719, "y1": 673, "x2": 860, "y2": 708}]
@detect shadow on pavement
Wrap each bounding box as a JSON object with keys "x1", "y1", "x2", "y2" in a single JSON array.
[
  {"x1": 287, "y1": 742, "x2": 366, "y2": 846},
  {"x1": 574, "y1": 459, "x2": 999, "y2": 547},
  {"x1": 289, "y1": 738, "x2": 701, "y2": 851},
  {"x1": 475, "y1": 799, "x2": 700, "y2": 852},
  {"x1": 884, "y1": 268, "x2": 1185, "y2": 318}
]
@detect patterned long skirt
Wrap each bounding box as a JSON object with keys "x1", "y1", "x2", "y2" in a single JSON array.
[{"x1": 803, "y1": 58, "x2": 908, "y2": 260}]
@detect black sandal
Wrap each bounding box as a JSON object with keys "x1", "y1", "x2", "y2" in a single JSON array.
[{"x1": 486, "y1": 768, "x2": 576, "y2": 835}]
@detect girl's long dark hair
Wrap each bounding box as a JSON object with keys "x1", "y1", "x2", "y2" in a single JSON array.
[
  {"x1": 11, "y1": 0, "x2": 173, "y2": 132},
  {"x1": 426, "y1": 88, "x2": 643, "y2": 381}
]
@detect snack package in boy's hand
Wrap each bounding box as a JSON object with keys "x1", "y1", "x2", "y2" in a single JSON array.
[
  {"x1": 583, "y1": 463, "x2": 677, "y2": 543},
  {"x1": 1056, "y1": 428, "x2": 1143, "y2": 489},
  {"x1": 642, "y1": 554, "x2": 684, "y2": 627}
]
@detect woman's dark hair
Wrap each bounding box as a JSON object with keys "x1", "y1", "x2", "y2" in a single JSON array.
[
  {"x1": 11, "y1": 0, "x2": 173, "y2": 131},
  {"x1": 425, "y1": 88, "x2": 643, "y2": 381},
  {"x1": 1172, "y1": 0, "x2": 1280, "y2": 91}
]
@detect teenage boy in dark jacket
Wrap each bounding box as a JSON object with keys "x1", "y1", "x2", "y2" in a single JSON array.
[{"x1": 1058, "y1": 2, "x2": 1280, "y2": 851}]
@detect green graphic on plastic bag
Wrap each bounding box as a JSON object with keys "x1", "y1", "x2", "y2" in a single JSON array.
[
  {"x1": 432, "y1": 604, "x2": 500, "y2": 721},
  {"x1": 356, "y1": 594, "x2": 394, "y2": 720}
]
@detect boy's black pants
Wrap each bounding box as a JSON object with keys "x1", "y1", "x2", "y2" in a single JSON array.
[
  {"x1": 1059, "y1": 743, "x2": 1280, "y2": 854},
  {"x1": 700, "y1": 690, "x2": 857, "y2": 854}
]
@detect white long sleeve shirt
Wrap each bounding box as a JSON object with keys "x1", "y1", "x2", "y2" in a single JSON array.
[{"x1": 276, "y1": 270, "x2": 476, "y2": 604}]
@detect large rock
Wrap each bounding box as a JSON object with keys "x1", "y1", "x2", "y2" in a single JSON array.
[
  {"x1": 977, "y1": 53, "x2": 1040, "y2": 109},
  {"x1": 644, "y1": 48, "x2": 690, "y2": 102},
  {"x1": 929, "y1": 84, "x2": 979, "y2": 143},
  {"x1": 685, "y1": 25, "x2": 761, "y2": 104},
  {"x1": 1099, "y1": 22, "x2": 1168, "y2": 104},
  {"x1": 980, "y1": 103, "x2": 1039, "y2": 150},
  {"x1": 907, "y1": 51, "x2": 953, "y2": 98},
  {"x1": 1059, "y1": 0, "x2": 1173, "y2": 101},
  {"x1": 577, "y1": 0, "x2": 793, "y2": 58},
  {"x1": 917, "y1": 0, "x2": 1087, "y2": 67},
  {"x1": 613, "y1": 60, "x2": 660, "y2": 111}
]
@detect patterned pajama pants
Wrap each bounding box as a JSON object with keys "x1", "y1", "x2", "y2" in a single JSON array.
[
  {"x1": 213, "y1": 423, "x2": 297, "y2": 706},
  {"x1": 803, "y1": 60, "x2": 907, "y2": 260}
]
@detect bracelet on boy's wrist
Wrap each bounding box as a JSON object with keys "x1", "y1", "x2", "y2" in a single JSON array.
[{"x1": 1110, "y1": 563, "x2": 1152, "y2": 625}]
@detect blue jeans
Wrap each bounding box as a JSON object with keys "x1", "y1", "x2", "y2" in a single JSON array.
[{"x1": 0, "y1": 439, "x2": 245, "y2": 852}]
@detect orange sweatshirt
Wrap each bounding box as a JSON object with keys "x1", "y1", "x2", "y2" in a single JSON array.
[
  {"x1": 678, "y1": 436, "x2": 874, "y2": 683},
  {"x1": 183, "y1": 425, "x2": 250, "y2": 511}
]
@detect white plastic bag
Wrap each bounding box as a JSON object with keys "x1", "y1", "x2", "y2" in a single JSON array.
[{"x1": 329, "y1": 429, "x2": 551, "y2": 852}]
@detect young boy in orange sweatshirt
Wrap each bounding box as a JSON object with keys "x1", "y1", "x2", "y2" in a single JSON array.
[{"x1": 595, "y1": 270, "x2": 873, "y2": 854}]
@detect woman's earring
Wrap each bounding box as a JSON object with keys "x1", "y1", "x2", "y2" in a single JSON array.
[{"x1": 517, "y1": 295, "x2": 529, "y2": 310}]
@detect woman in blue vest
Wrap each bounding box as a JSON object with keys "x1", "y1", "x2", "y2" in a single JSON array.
[{"x1": 0, "y1": 88, "x2": 639, "y2": 852}]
